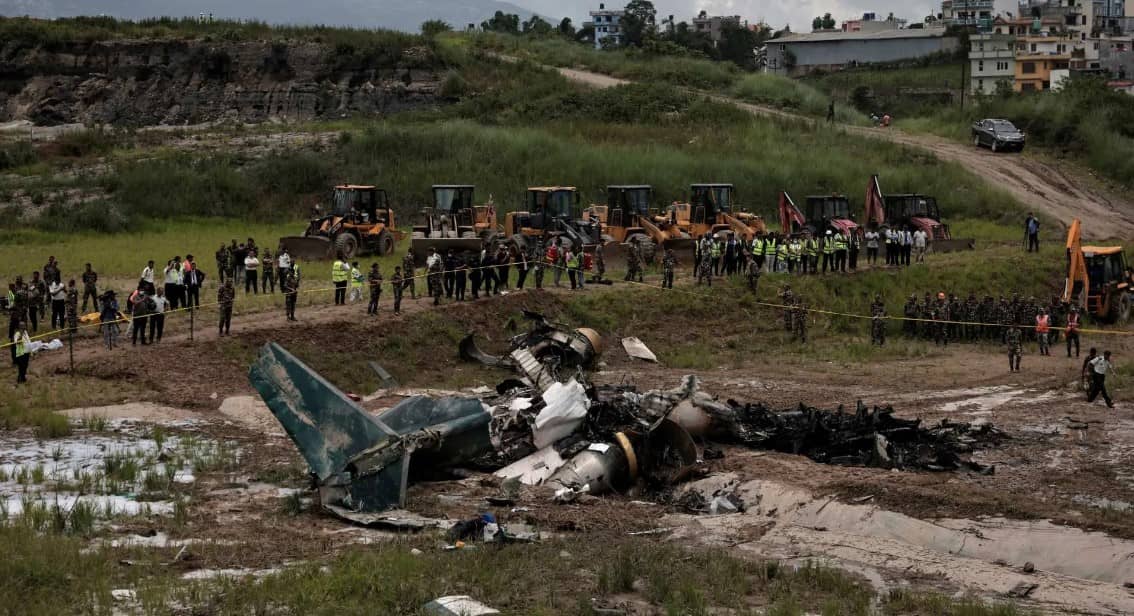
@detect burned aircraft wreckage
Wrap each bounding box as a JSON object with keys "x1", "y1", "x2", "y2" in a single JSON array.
[{"x1": 249, "y1": 313, "x2": 1002, "y2": 522}]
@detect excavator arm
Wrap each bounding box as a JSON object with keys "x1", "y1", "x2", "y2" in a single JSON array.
[
  {"x1": 779, "y1": 191, "x2": 805, "y2": 235},
  {"x1": 1063, "y1": 218, "x2": 1088, "y2": 310}
]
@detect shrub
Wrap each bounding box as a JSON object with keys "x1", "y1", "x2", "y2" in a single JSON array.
[{"x1": 0, "y1": 142, "x2": 37, "y2": 170}]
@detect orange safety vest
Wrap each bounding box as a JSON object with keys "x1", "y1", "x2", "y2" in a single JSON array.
[
  {"x1": 1066, "y1": 313, "x2": 1080, "y2": 332},
  {"x1": 1035, "y1": 314, "x2": 1050, "y2": 333}
]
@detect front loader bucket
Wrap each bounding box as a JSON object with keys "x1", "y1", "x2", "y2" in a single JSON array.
[
  {"x1": 932, "y1": 238, "x2": 976, "y2": 253},
  {"x1": 278, "y1": 236, "x2": 334, "y2": 261},
  {"x1": 410, "y1": 237, "x2": 485, "y2": 266},
  {"x1": 662, "y1": 237, "x2": 697, "y2": 263}
]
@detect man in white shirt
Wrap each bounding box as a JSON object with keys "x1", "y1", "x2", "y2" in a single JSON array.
[
  {"x1": 244, "y1": 251, "x2": 261, "y2": 294},
  {"x1": 278, "y1": 249, "x2": 292, "y2": 275},
  {"x1": 1087, "y1": 350, "x2": 1116, "y2": 408},
  {"x1": 149, "y1": 287, "x2": 169, "y2": 343},
  {"x1": 864, "y1": 229, "x2": 879, "y2": 265},
  {"x1": 48, "y1": 279, "x2": 66, "y2": 329},
  {"x1": 901, "y1": 228, "x2": 913, "y2": 266},
  {"x1": 913, "y1": 229, "x2": 928, "y2": 263},
  {"x1": 141, "y1": 260, "x2": 155, "y2": 293}
]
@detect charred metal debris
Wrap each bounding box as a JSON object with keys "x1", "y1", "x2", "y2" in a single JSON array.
[{"x1": 249, "y1": 315, "x2": 1002, "y2": 524}]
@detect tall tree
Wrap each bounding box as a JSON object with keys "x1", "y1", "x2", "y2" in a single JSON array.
[
  {"x1": 812, "y1": 16, "x2": 823, "y2": 31},
  {"x1": 621, "y1": 0, "x2": 657, "y2": 47},
  {"x1": 558, "y1": 17, "x2": 576, "y2": 38},
  {"x1": 522, "y1": 15, "x2": 553, "y2": 35},
  {"x1": 717, "y1": 22, "x2": 768, "y2": 70},
  {"x1": 480, "y1": 11, "x2": 520, "y2": 34},
  {"x1": 822, "y1": 13, "x2": 836, "y2": 29},
  {"x1": 420, "y1": 20, "x2": 451, "y2": 37}
]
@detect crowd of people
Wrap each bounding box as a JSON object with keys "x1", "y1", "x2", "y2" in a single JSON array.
[{"x1": 0, "y1": 229, "x2": 1120, "y2": 407}]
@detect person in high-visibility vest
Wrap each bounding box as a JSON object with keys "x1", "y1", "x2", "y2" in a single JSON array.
[
  {"x1": 710, "y1": 239, "x2": 723, "y2": 277},
  {"x1": 803, "y1": 234, "x2": 818, "y2": 275},
  {"x1": 12, "y1": 321, "x2": 31, "y2": 385},
  {"x1": 834, "y1": 231, "x2": 849, "y2": 272},
  {"x1": 752, "y1": 235, "x2": 766, "y2": 272},
  {"x1": 332, "y1": 257, "x2": 350, "y2": 305},
  {"x1": 1035, "y1": 308, "x2": 1051, "y2": 356},
  {"x1": 764, "y1": 235, "x2": 777, "y2": 273},
  {"x1": 822, "y1": 231, "x2": 836, "y2": 274},
  {"x1": 775, "y1": 239, "x2": 788, "y2": 273},
  {"x1": 789, "y1": 238, "x2": 803, "y2": 274}
]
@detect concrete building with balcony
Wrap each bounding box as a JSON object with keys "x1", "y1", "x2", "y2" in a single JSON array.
[
  {"x1": 1015, "y1": 33, "x2": 1074, "y2": 89},
  {"x1": 691, "y1": 12, "x2": 741, "y2": 44},
  {"x1": 944, "y1": 0, "x2": 996, "y2": 28},
  {"x1": 842, "y1": 12, "x2": 907, "y2": 32},
  {"x1": 764, "y1": 28, "x2": 959, "y2": 76},
  {"x1": 587, "y1": 3, "x2": 624, "y2": 49},
  {"x1": 970, "y1": 31, "x2": 1017, "y2": 93}
]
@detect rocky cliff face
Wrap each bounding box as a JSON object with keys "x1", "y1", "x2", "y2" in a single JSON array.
[{"x1": 0, "y1": 39, "x2": 443, "y2": 126}]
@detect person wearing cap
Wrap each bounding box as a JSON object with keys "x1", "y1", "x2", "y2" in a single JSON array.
[
  {"x1": 217, "y1": 280, "x2": 235, "y2": 336},
  {"x1": 349, "y1": 261, "x2": 364, "y2": 303},
  {"x1": 1065, "y1": 305, "x2": 1082, "y2": 358},
  {"x1": 870, "y1": 294, "x2": 886, "y2": 346}
]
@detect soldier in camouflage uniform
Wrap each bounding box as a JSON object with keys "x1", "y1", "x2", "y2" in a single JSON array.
[
  {"x1": 980, "y1": 296, "x2": 995, "y2": 340},
  {"x1": 28, "y1": 271, "x2": 46, "y2": 332},
  {"x1": 428, "y1": 255, "x2": 444, "y2": 306},
  {"x1": 7, "y1": 278, "x2": 29, "y2": 363},
  {"x1": 402, "y1": 249, "x2": 417, "y2": 300},
  {"x1": 593, "y1": 244, "x2": 606, "y2": 282},
  {"x1": 946, "y1": 293, "x2": 961, "y2": 341},
  {"x1": 921, "y1": 292, "x2": 934, "y2": 340},
  {"x1": 745, "y1": 255, "x2": 761, "y2": 293},
  {"x1": 1006, "y1": 324, "x2": 1023, "y2": 372},
  {"x1": 870, "y1": 294, "x2": 886, "y2": 346},
  {"x1": 779, "y1": 284, "x2": 795, "y2": 333},
  {"x1": 625, "y1": 239, "x2": 643, "y2": 283},
  {"x1": 282, "y1": 269, "x2": 299, "y2": 321},
  {"x1": 792, "y1": 297, "x2": 808, "y2": 343},
  {"x1": 662, "y1": 249, "x2": 677, "y2": 289},
  {"x1": 903, "y1": 294, "x2": 918, "y2": 336},
  {"x1": 697, "y1": 236, "x2": 713, "y2": 286},
  {"x1": 217, "y1": 280, "x2": 235, "y2": 336},
  {"x1": 216, "y1": 244, "x2": 228, "y2": 284},
  {"x1": 934, "y1": 293, "x2": 950, "y2": 346},
  {"x1": 367, "y1": 263, "x2": 383, "y2": 315},
  {"x1": 65, "y1": 280, "x2": 78, "y2": 333},
  {"x1": 964, "y1": 293, "x2": 980, "y2": 341},
  {"x1": 532, "y1": 239, "x2": 546, "y2": 290},
  {"x1": 391, "y1": 267, "x2": 404, "y2": 315}
]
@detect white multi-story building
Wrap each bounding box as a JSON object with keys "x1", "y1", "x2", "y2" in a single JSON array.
[
  {"x1": 970, "y1": 31, "x2": 1017, "y2": 93},
  {"x1": 588, "y1": 3, "x2": 625, "y2": 49}
]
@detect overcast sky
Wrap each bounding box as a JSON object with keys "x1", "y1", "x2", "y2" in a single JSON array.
[{"x1": 516, "y1": 0, "x2": 1018, "y2": 31}]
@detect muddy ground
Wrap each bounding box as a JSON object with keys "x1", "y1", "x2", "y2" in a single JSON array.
[{"x1": 19, "y1": 287, "x2": 1134, "y2": 614}]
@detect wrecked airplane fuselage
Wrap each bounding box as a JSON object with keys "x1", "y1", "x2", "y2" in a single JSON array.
[
  {"x1": 249, "y1": 343, "x2": 494, "y2": 513},
  {"x1": 460, "y1": 310, "x2": 602, "y2": 390}
]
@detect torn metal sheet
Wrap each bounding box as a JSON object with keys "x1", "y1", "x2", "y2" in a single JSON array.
[
  {"x1": 424, "y1": 596, "x2": 500, "y2": 616},
  {"x1": 367, "y1": 361, "x2": 399, "y2": 388},
  {"x1": 460, "y1": 311, "x2": 602, "y2": 389},
  {"x1": 622, "y1": 336, "x2": 658, "y2": 363},
  {"x1": 533, "y1": 380, "x2": 591, "y2": 449},
  {"x1": 546, "y1": 436, "x2": 636, "y2": 497},
  {"x1": 249, "y1": 343, "x2": 495, "y2": 516},
  {"x1": 494, "y1": 446, "x2": 567, "y2": 486},
  {"x1": 322, "y1": 505, "x2": 450, "y2": 531}
]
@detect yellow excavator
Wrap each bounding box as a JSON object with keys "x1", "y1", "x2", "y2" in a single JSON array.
[
  {"x1": 583, "y1": 185, "x2": 693, "y2": 264},
  {"x1": 662, "y1": 183, "x2": 766, "y2": 243},
  {"x1": 278, "y1": 185, "x2": 401, "y2": 260},
  {"x1": 1063, "y1": 218, "x2": 1133, "y2": 322}
]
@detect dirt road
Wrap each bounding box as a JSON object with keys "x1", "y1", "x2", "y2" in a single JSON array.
[{"x1": 553, "y1": 65, "x2": 1134, "y2": 240}]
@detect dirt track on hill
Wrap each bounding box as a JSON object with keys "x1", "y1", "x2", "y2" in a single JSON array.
[{"x1": 553, "y1": 65, "x2": 1134, "y2": 241}]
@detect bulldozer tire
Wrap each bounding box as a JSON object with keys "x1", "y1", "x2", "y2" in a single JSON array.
[
  {"x1": 334, "y1": 233, "x2": 359, "y2": 260},
  {"x1": 377, "y1": 230, "x2": 395, "y2": 256}
]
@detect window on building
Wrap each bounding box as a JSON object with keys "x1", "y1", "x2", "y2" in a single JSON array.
[
  {"x1": 779, "y1": 44, "x2": 785, "y2": 51},
  {"x1": 1094, "y1": 42, "x2": 1100, "y2": 49},
  {"x1": 979, "y1": 60, "x2": 984, "y2": 71},
  {"x1": 1022, "y1": 61, "x2": 1036, "y2": 73},
  {"x1": 978, "y1": 42, "x2": 984, "y2": 50},
  {"x1": 976, "y1": 79, "x2": 984, "y2": 92},
  {"x1": 1022, "y1": 82, "x2": 1037, "y2": 91},
  {"x1": 1031, "y1": 43, "x2": 1037, "y2": 52}
]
